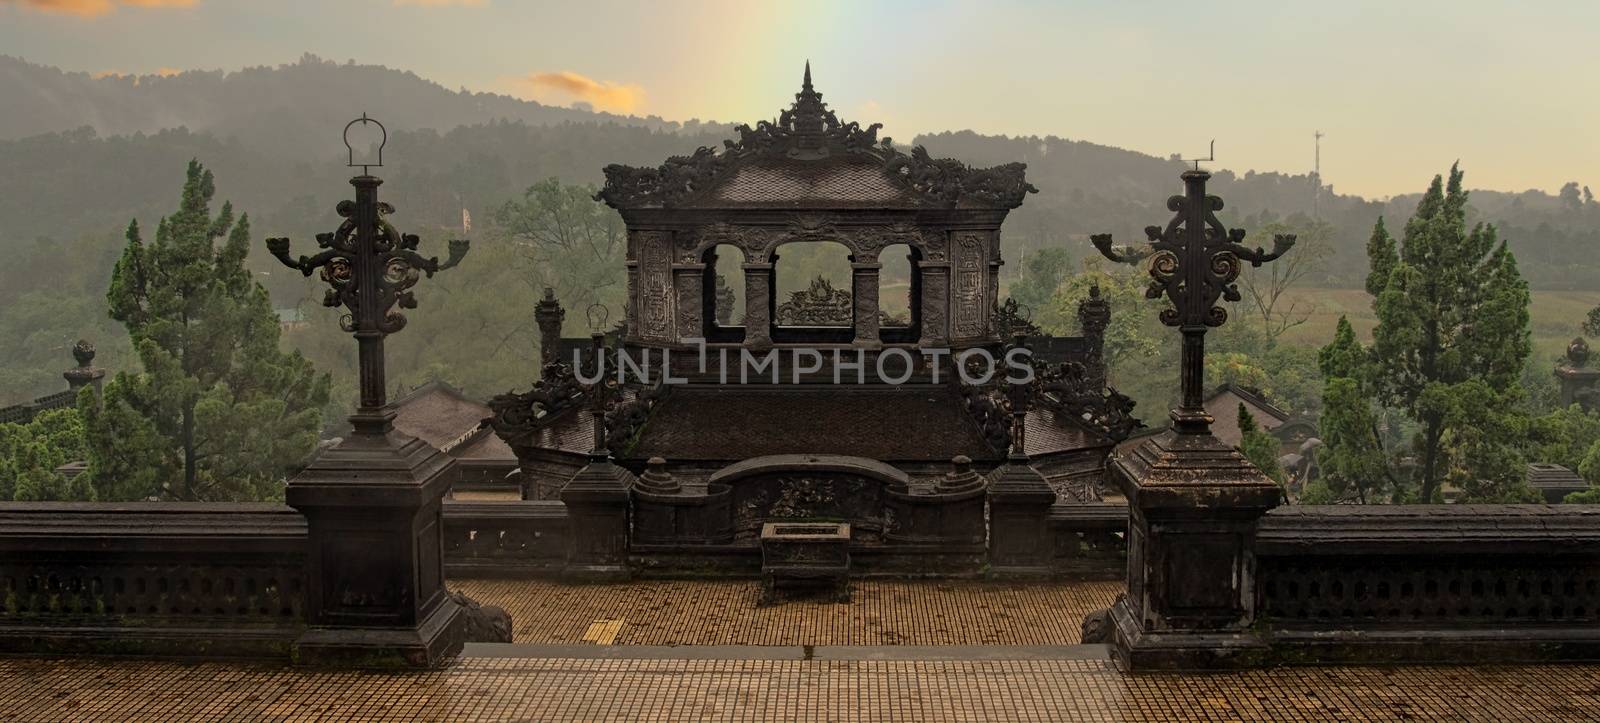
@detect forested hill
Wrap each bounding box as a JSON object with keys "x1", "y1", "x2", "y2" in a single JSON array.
[
  {"x1": 0, "y1": 54, "x2": 726, "y2": 142},
  {"x1": 916, "y1": 131, "x2": 1600, "y2": 290},
  {"x1": 1, "y1": 54, "x2": 1596, "y2": 291}
]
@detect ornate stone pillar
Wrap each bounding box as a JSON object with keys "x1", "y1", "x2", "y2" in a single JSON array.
[
  {"x1": 988, "y1": 388, "x2": 1056, "y2": 577},
  {"x1": 851, "y1": 261, "x2": 882, "y2": 348},
  {"x1": 561, "y1": 390, "x2": 638, "y2": 581},
  {"x1": 1078, "y1": 285, "x2": 1110, "y2": 391},
  {"x1": 919, "y1": 262, "x2": 950, "y2": 346},
  {"x1": 1104, "y1": 433, "x2": 1279, "y2": 670},
  {"x1": 674, "y1": 266, "x2": 705, "y2": 342},
  {"x1": 62, "y1": 340, "x2": 105, "y2": 401},
  {"x1": 535, "y1": 288, "x2": 565, "y2": 367},
  {"x1": 743, "y1": 263, "x2": 773, "y2": 348}
]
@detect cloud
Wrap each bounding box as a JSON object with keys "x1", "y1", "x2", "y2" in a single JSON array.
[
  {"x1": 392, "y1": 0, "x2": 486, "y2": 6},
  {"x1": 8, "y1": 0, "x2": 196, "y2": 18},
  {"x1": 505, "y1": 71, "x2": 644, "y2": 114}
]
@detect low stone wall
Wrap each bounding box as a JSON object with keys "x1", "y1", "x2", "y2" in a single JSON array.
[
  {"x1": 1049, "y1": 502, "x2": 1126, "y2": 579},
  {"x1": 1254, "y1": 505, "x2": 1600, "y2": 664},
  {"x1": 0, "y1": 503, "x2": 308, "y2": 659},
  {"x1": 437, "y1": 498, "x2": 1129, "y2": 579},
  {"x1": 441, "y1": 500, "x2": 570, "y2": 577}
]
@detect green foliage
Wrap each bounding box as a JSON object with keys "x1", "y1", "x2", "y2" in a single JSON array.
[
  {"x1": 1237, "y1": 403, "x2": 1284, "y2": 483},
  {"x1": 1046, "y1": 258, "x2": 1171, "y2": 424},
  {"x1": 1316, "y1": 376, "x2": 1391, "y2": 504},
  {"x1": 492, "y1": 177, "x2": 627, "y2": 323},
  {"x1": 1365, "y1": 165, "x2": 1534, "y2": 503},
  {"x1": 1009, "y1": 247, "x2": 1074, "y2": 318},
  {"x1": 0, "y1": 406, "x2": 93, "y2": 501},
  {"x1": 90, "y1": 160, "x2": 329, "y2": 502}
]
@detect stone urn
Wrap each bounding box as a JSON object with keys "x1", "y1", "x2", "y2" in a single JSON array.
[{"x1": 759, "y1": 522, "x2": 851, "y2": 603}]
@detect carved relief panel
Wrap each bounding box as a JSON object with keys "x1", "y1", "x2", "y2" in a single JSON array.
[
  {"x1": 674, "y1": 268, "x2": 704, "y2": 342},
  {"x1": 953, "y1": 232, "x2": 987, "y2": 339},
  {"x1": 634, "y1": 231, "x2": 676, "y2": 342}
]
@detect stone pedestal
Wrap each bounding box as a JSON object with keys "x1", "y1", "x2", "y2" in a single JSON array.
[
  {"x1": 1556, "y1": 365, "x2": 1600, "y2": 410},
  {"x1": 987, "y1": 457, "x2": 1057, "y2": 577},
  {"x1": 561, "y1": 452, "x2": 637, "y2": 580},
  {"x1": 1102, "y1": 428, "x2": 1281, "y2": 670},
  {"x1": 287, "y1": 410, "x2": 465, "y2": 668}
]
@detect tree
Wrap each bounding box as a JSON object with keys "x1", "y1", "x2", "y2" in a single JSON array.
[
  {"x1": 1365, "y1": 164, "x2": 1533, "y2": 502},
  {"x1": 1237, "y1": 216, "x2": 1334, "y2": 340},
  {"x1": 1236, "y1": 403, "x2": 1284, "y2": 483},
  {"x1": 1009, "y1": 247, "x2": 1074, "y2": 315},
  {"x1": 493, "y1": 178, "x2": 626, "y2": 323},
  {"x1": 90, "y1": 160, "x2": 329, "y2": 502},
  {"x1": 1313, "y1": 316, "x2": 1395, "y2": 504},
  {"x1": 0, "y1": 406, "x2": 93, "y2": 501}
]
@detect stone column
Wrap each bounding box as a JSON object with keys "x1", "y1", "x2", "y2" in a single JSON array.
[
  {"x1": 561, "y1": 395, "x2": 638, "y2": 581},
  {"x1": 288, "y1": 417, "x2": 467, "y2": 667},
  {"x1": 535, "y1": 288, "x2": 565, "y2": 367},
  {"x1": 919, "y1": 263, "x2": 950, "y2": 347},
  {"x1": 561, "y1": 451, "x2": 637, "y2": 581},
  {"x1": 988, "y1": 398, "x2": 1056, "y2": 577},
  {"x1": 1100, "y1": 430, "x2": 1280, "y2": 670},
  {"x1": 851, "y1": 261, "x2": 882, "y2": 349},
  {"x1": 1077, "y1": 285, "x2": 1111, "y2": 391},
  {"x1": 743, "y1": 263, "x2": 773, "y2": 348},
  {"x1": 674, "y1": 267, "x2": 705, "y2": 342},
  {"x1": 62, "y1": 340, "x2": 105, "y2": 402}
]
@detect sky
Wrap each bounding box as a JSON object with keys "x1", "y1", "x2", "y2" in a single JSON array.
[{"x1": 1, "y1": 0, "x2": 1596, "y2": 199}]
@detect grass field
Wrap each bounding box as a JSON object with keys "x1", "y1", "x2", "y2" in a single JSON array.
[{"x1": 1273, "y1": 287, "x2": 1600, "y2": 360}]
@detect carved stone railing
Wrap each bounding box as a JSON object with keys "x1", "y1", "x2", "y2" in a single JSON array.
[
  {"x1": 1048, "y1": 502, "x2": 1127, "y2": 579},
  {"x1": 0, "y1": 503, "x2": 308, "y2": 659},
  {"x1": 1254, "y1": 505, "x2": 1600, "y2": 663},
  {"x1": 440, "y1": 500, "x2": 570, "y2": 578}
]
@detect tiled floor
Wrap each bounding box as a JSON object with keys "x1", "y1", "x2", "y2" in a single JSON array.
[
  {"x1": 451, "y1": 578, "x2": 1125, "y2": 645},
  {"x1": 4, "y1": 655, "x2": 1599, "y2": 721}
]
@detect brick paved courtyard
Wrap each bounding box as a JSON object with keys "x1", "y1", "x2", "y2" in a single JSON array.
[
  {"x1": 450, "y1": 578, "x2": 1125, "y2": 645},
  {"x1": 4, "y1": 654, "x2": 1600, "y2": 721}
]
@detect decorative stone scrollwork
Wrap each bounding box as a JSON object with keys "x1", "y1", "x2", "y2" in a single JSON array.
[
  {"x1": 776, "y1": 276, "x2": 854, "y2": 326},
  {"x1": 604, "y1": 382, "x2": 665, "y2": 457},
  {"x1": 994, "y1": 297, "x2": 1042, "y2": 338},
  {"x1": 883, "y1": 145, "x2": 1037, "y2": 210},
  {"x1": 595, "y1": 65, "x2": 1035, "y2": 211},
  {"x1": 487, "y1": 362, "x2": 587, "y2": 445},
  {"x1": 961, "y1": 383, "x2": 1012, "y2": 454},
  {"x1": 1030, "y1": 360, "x2": 1142, "y2": 442}
]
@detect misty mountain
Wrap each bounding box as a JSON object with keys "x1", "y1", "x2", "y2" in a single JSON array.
[
  {"x1": 1, "y1": 54, "x2": 1596, "y2": 294},
  {"x1": 0, "y1": 54, "x2": 729, "y2": 145}
]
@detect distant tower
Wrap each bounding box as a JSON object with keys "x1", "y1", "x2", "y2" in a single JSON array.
[{"x1": 1312, "y1": 130, "x2": 1324, "y2": 219}]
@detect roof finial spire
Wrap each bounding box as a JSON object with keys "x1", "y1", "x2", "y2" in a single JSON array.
[{"x1": 803, "y1": 60, "x2": 812, "y2": 91}]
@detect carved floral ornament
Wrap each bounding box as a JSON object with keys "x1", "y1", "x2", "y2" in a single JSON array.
[{"x1": 595, "y1": 64, "x2": 1036, "y2": 211}]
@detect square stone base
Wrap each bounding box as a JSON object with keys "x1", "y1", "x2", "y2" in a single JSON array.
[{"x1": 294, "y1": 596, "x2": 465, "y2": 669}]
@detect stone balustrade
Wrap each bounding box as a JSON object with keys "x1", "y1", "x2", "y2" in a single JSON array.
[{"x1": 0, "y1": 503, "x2": 307, "y2": 659}]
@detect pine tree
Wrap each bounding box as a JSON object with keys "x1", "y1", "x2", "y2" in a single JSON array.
[
  {"x1": 0, "y1": 407, "x2": 93, "y2": 501},
  {"x1": 1365, "y1": 164, "x2": 1533, "y2": 502},
  {"x1": 90, "y1": 160, "x2": 330, "y2": 502},
  {"x1": 1236, "y1": 403, "x2": 1284, "y2": 483},
  {"x1": 1314, "y1": 316, "x2": 1394, "y2": 503}
]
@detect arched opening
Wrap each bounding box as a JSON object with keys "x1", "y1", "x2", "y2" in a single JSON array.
[
  {"x1": 771, "y1": 240, "x2": 854, "y2": 344},
  {"x1": 702, "y1": 244, "x2": 745, "y2": 343},
  {"x1": 879, "y1": 243, "x2": 921, "y2": 344}
]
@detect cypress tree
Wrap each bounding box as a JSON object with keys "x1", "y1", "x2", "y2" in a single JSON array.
[
  {"x1": 1364, "y1": 164, "x2": 1533, "y2": 502},
  {"x1": 89, "y1": 160, "x2": 330, "y2": 502}
]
